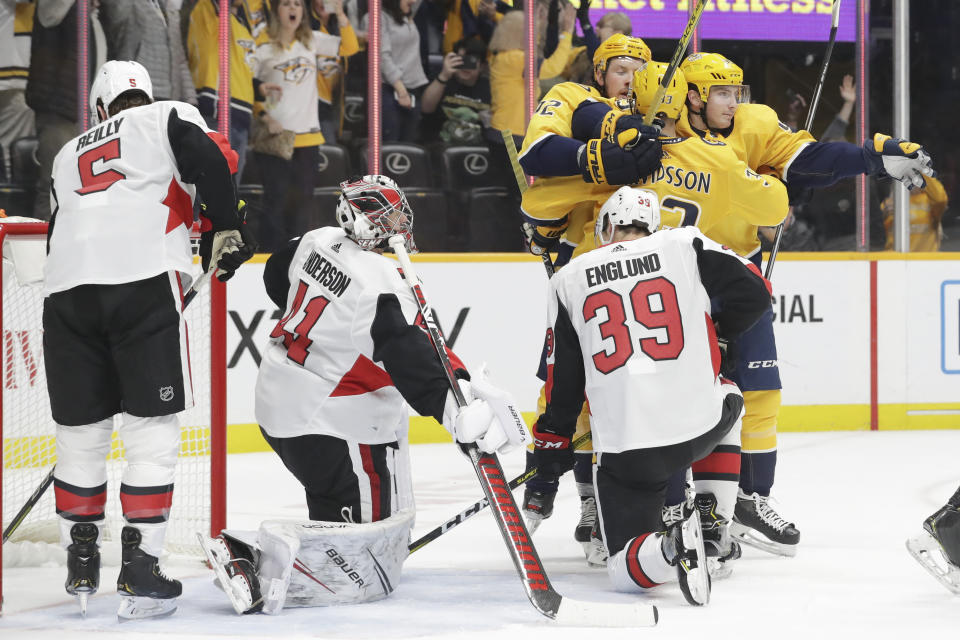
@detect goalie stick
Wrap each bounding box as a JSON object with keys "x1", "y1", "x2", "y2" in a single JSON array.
[
  {"x1": 408, "y1": 430, "x2": 592, "y2": 554},
  {"x1": 2, "y1": 267, "x2": 216, "y2": 545},
  {"x1": 388, "y1": 235, "x2": 657, "y2": 627},
  {"x1": 765, "y1": 0, "x2": 842, "y2": 280}
]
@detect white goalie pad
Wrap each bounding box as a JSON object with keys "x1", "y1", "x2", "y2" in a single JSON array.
[
  {"x1": 2, "y1": 216, "x2": 47, "y2": 289},
  {"x1": 258, "y1": 508, "x2": 415, "y2": 613}
]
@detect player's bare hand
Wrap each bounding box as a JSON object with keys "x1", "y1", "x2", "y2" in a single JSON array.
[
  {"x1": 839, "y1": 74, "x2": 856, "y2": 103},
  {"x1": 262, "y1": 114, "x2": 284, "y2": 135}
]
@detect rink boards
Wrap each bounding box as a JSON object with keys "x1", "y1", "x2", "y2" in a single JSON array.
[{"x1": 224, "y1": 252, "x2": 960, "y2": 450}]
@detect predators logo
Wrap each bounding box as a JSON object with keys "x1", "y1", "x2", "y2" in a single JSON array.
[
  {"x1": 274, "y1": 56, "x2": 314, "y2": 84},
  {"x1": 238, "y1": 39, "x2": 256, "y2": 67}
]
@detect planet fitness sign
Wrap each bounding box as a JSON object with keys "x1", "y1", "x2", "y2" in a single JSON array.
[{"x1": 582, "y1": 0, "x2": 857, "y2": 42}]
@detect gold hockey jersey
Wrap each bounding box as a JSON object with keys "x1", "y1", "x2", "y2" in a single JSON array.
[{"x1": 522, "y1": 135, "x2": 788, "y2": 258}]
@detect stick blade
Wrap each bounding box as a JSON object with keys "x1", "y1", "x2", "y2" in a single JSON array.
[{"x1": 551, "y1": 596, "x2": 658, "y2": 627}]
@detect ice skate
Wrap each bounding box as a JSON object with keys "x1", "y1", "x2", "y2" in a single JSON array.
[
  {"x1": 65, "y1": 522, "x2": 100, "y2": 617},
  {"x1": 906, "y1": 502, "x2": 960, "y2": 595},
  {"x1": 730, "y1": 490, "x2": 799, "y2": 557},
  {"x1": 116, "y1": 526, "x2": 182, "y2": 620},
  {"x1": 574, "y1": 495, "x2": 598, "y2": 555},
  {"x1": 585, "y1": 521, "x2": 608, "y2": 567},
  {"x1": 695, "y1": 493, "x2": 741, "y2": 580},
  {"x1": 198, "y1": 532, "x2": 265, "y2": 614},
  {"x1": 521, "y1": 488, "x2": 556, "y2": 533},
  {"x1": 667, "y1": 506, "x2": 710, "y2": 606}
]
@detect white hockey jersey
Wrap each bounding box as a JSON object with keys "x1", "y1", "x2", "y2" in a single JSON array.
[
  {"x1": 541, "y1": 227, "x2": 770, "y2": 453},
  {"x1": 256, "y1": 227, "x2": 466, "y2": 444},
  {"x1": 45, "y1": 100, "x2": 239, "y2": 296}
]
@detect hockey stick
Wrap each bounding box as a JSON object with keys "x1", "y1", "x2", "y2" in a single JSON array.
[
  {"x1": 389, "y1": 235, "x2": 657, "y2": 627},
  {"x1": 1, "y1": 267, "x2": 216, "y2": 545},
  {"x1": 642, "y1": 0, "x2": 707, "y2": 127},
  {"x1": 408, "y1": 430, "x2": 592, "y2": 554},
  {"x1": 501, "y1": 129, "x2": 555, "y2": 278},
  {"x1": 765, "y1": 0, "x2": 841, "y2": 280}
]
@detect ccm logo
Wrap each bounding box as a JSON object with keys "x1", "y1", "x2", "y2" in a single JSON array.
[
  {"x1": 747, "y1": 360, "x2": 778, "y2": 369},
  {"x1": 533, "y1": 438, "x2": 565, "y2": 449}
]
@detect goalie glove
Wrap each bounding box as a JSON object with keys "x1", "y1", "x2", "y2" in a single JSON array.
[
  {"x1": 200, "y1": 200, "x2": 258, "y2": 282},
  {"x1": 442, "y1": 371, "x2": 530, "y2": 455},
  {"x1": 864, "y1": 133, "x2": 935, "y2": 190},
  {"x1": 531, "y1": 419, "x2": 574, "y2": 480},
  {"x1": 578, "y1": 132, "x2": 662, "y2": 186}
]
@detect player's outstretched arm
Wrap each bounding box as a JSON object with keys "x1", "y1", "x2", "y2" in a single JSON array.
[{"x1": 786, "y1": 134, "x2": 934, "y2": 192}]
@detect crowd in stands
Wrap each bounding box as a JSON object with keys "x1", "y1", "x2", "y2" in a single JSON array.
[{"x1": 0, "y1": 0, "x2": 951, "y2": 252}]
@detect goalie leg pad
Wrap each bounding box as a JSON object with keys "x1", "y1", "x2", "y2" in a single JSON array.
[{"x1": 257, "y1": 508, "x2": 415, "y2": 610}]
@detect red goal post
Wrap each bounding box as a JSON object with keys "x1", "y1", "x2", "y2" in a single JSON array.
[{"x1": 0, "y1": 221, "x2": 226, "y2": 611}]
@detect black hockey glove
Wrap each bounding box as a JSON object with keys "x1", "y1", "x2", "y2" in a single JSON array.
[
  {"x1": 200, "y1": 201, "x2": 258, "y2": 282},
  {"x1": 531, "y1": 419, "x2": 574, "y2": 479},
  {"x1": 578, "y1": 135, "x2": 662, "y2": 185},
  {"x1": 718, "y1": 336, "x2": 737, "y2": 378}
]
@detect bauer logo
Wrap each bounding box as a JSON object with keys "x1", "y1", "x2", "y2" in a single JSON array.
[{"x1": 941, "y1": 281, "x2": 960, "y2": 374}]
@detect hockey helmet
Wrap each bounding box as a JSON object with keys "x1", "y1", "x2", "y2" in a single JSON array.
[
  {"x1": 593, "y1": 34, "x2": 652, "y2": 76},
  {"x1": 595, "y1": 186, "x2": 661, "y2": 247},
  {"x1": 680, "y1": 53, "x2": 750, "y2": 104},
  {"x1": 336, "y1": 175, "x2": 417, "y2": 253},
  {"x1": 89, "y1": 60, "x2": 154, "y2": 123},
  {"x1": 631, "y1": 61, "x2": 687, "y2": 120}
]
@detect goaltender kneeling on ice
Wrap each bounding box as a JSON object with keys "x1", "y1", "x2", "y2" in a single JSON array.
[{"x1": 198, "y1": 175, "x2": 530, "y2": 614}]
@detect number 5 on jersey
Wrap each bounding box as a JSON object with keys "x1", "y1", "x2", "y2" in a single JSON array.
[{"x1": 270, "y1": 280, "x2": 331, "y2": 365}]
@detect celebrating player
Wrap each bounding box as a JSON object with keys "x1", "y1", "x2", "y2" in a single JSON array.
[
  {"x1": 675, "y1": 52, "x2": 934, "y2": 556},
  {"x1": 45, "y1": 60, "x2": 254, "y2": 619},
  {"x1": 515, "y1": 33, "x2": 661, "y2": 552},
  {"x1": 532, "y1": 186, "x2": 772, "y2": 606},
  {"x1": 198, "y1": 175, "x2": 529, "y2": 615},
  {"x1": 521, "y1": 62, "x2": 788, "y2": 569},
  {"x1": 907, "y1": 484, "x2": 960, "y2": 594}
]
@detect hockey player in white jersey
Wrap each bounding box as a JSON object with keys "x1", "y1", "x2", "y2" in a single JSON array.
[
  {"x1": 531, "y1": 187, "x2": 771, "y2": 605},
  {"x1": 907, "y1": 484, "x2": 960, "y2": 594},
  {"x1": 198, "y1": 174, "x2": 528, "y2": 615},
  {"x1": 44, "y1": 60, "x2": 255, "y2": 619}
]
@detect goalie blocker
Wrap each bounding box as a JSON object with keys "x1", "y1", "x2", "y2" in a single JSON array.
[{"x1": 199, "y1": 509, "x2": 415, "y2": 614}]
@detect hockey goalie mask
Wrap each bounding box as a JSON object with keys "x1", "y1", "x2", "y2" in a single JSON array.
[
  {"x1": 90, "y1": 60, "x2": 154, "y2": 124},
  {"x1": 595, "y1": 186, "x2": 661, "y2": 248},
  {"x1": 336, "y1": 175, "x2": 417, "y2": 254}
]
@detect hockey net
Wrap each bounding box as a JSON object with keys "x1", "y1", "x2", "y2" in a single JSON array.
[{"x1": 0, "y1": 221, "x2": 226, "y2": 572}]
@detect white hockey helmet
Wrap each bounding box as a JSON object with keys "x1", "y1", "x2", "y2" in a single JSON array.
[
  {"x1": 595, "y1": 186, "x2": 661, "y2": 247},
  {"x1": 89, "y1": 60, "x2": 154, "y2": 123},
  {"x1": 336, "y1": 175, "x2": 417, "y2": 253}
]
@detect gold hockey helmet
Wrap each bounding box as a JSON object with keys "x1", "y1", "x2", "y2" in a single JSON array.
[
  {"x1": 593, "y1": 34, "x2": 652, "y2": 76},
  {"x1": 630, "y1": 61, "x2": 687, "y2": 120},
  {"x1": 680, "y1": 52, "x2": 750, "y2": 103}
]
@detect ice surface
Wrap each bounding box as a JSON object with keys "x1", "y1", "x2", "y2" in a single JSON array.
[{"x1": 2, "y1": 430, "x2": 960, "y2": 638}]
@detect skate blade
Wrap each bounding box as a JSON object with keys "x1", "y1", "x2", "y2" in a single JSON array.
[
  {"x1": 117, "y1": 596, "x2": 178, "y2": 621},
  {"x1": 707, "y1": 557, "x2": 733, "y2": 580},
  {"x1": 729, "y1": 521, "x2": 798, "y2": 558},
  {"x1": 77, "y1": 591, "x2": 89, "y2": 618},
  {"x1": 679, "y1": 510, "x2": 710, "y2": 606},
  {"x1": 906, "y1": 534, "x2": 960, "y2": 595},
  {"x1": 197, "y1": 533, "x2": 255, "y2": 615},
  {"x1": 584, "y1": 539, "x2": 608, "y2": 568},
  {"x1": 524, "y1": 514, "x2": 544, "y2": 534}
]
